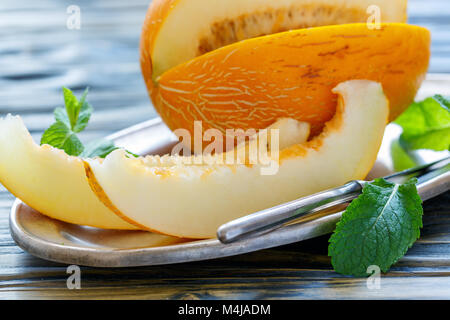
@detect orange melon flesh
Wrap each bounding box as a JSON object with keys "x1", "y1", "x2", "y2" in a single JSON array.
[
  {"x1": 85, "y1": 80, "x2": 389, "y2": 239},
  {"x1": 143, "y1": 0, "x2": 408, "y2": 81},
  {"x1": 152, "y1": 23, "x2": 430, "y2": 138}
]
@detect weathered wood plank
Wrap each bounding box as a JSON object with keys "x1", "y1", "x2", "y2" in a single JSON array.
[{"x1": 0, "y1": 192, "x2": 448, "y2": 300}]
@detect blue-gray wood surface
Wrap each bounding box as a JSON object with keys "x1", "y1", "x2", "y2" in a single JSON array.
[{"x1": 0, "y1": 0, "x2": 449, "y2": 299}]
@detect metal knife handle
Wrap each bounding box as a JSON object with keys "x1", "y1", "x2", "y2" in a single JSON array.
[
  {"x1": 217, "y1": 180, "x2": 365, "y2": 244},
  {"x1": 217, "y1": 156, "x2": 450, "y2": 244}
]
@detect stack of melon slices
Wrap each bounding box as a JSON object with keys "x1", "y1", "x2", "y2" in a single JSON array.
[
  {"x1": 0, "y1": 0, "x2": 430, "y2": 239},
  {"x1": 1, "y1": 80, "x2": 388, "y2": 238}
]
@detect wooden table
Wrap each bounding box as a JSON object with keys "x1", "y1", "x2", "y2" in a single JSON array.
[{"x1": 1, "y1": 0, "x2": 449, "y2": 299}]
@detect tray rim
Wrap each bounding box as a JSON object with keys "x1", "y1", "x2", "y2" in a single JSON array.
[
  {"x1": 9, "y1": 199, "x2": 342, "y2": 267},
  {"x1": 10, "y1": 157, "x2": 449, "y2": 267}
]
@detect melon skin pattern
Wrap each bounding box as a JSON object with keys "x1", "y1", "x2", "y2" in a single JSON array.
[
  {"x1": 0, "y1": 115, "x2": 138, "y2": 230},
  {"x1": 143, "y1": 0, "x2": 407, "y2": 80},
  {"x1": 85, "y1": 80, "x2": 389, "y2": 239},
  {"x1": 152, "y1": 23, "x2": 430, "y2": 139},
  {"x1": 140, "y1": 0, "x2": 422, "y2": 140}
]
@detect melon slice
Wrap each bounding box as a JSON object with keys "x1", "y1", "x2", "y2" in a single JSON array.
[
  {"x1": 142, "y1": 0, "x2": 407, "y2": 80},
  {"x1": 148, "y1": 23, "x2": 429, "y2": 139},
  {"x1": 0, "y1": 115, "x2": 138, "y2": 230},
  {"x1": 140, "y1": 0, "x2": 418, "y2": 141},
  {"x1": 85, "y1": 80, "x2": 389, "y2": 239}
]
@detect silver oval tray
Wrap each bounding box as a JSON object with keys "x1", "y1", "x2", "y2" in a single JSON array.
[
  {"x1": 9, "y1": 123, "x2": 449, "y2": 267},
  {"x1": 9, "y1": 75, "x2": 450, "y2": 267}
]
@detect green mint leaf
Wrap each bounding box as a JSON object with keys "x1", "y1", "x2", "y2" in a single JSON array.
[
  {"x1": 390, "y1": 138, "x2": 419, "y2": 172},
  {"x1": 61, "y1": 87, "x2": 92, "y2": 133},
  {"x1": 434, "y1": 94, "x2": 450, "y2": 112},
  {"x1": 78, "y1": 87, "x2": 89, "y2": 109},
  {"x1": 395, "y1": 95, "x2": 450, "y2": 151},
  {"x1": 62, "y1": 87, "x2": 82, "y2": 130},
  {"x1": 73, "y1": 99, "x2": 93, "y2": 133},
  {"x1": 80, "y1": 139, "x2": 118, "y2": 158},
  {"x1": 40, "y1": 121, "x2": 84, "y2": 156},
  {"x1": 125, "y1": 150, "x2": 139, "y2": 158},
  {"x1": 80, "y1": 139, "x2": 138, "y2": 159},
  {"x1": 42, "y1": 87, "x2": 134, "y2": 159},
  {"x1": 328, "y1": 178, "x2": 423, "y2": 277},
  {"x1": 54, "y1": 106, "x2": 70, "y2": 128}
]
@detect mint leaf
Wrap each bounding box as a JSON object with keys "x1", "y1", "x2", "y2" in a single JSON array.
[
  {"x1": 124, "y1": 150, "x2": 139, "y2": 158},
  {"x1": 41, "y1": 87, "x2": 135, "y2": 159},
  {"x1": 54, "y1": 107, "x2": 70, "y2": 128},
  {"x1": 61, "y1": 87, "x2": 92, "y2": 133},
  {"x1": 395, "y1": 95, "x2": 450, "y2": 151},
  {"x1": 328, "y1": 178, "x2": 423, "y2": 277},
  {"x1": 434, "y1": 94, "x2": 450, "y2": 112},
  {"x1": 81, "y1": 139, "x2": 118, "y2": 158},
  {"x1": 390, "y1": 138, "x2": 419, "y2": 172},
  {"x1": 41, "y1": 87, "x2": 91, "y2": 156},
  {"x1": 73, "y1": 98, "x2": 93, "y2": 133},
  {"x1": 81, "y1": 139, "x2": 139, "y2": 159},
  {"x1": 62, "y1": 87, "x2": 82, "y2": 129},
  {"x1": 41, "y1": 121, "x2": 84, "y2": 156}
]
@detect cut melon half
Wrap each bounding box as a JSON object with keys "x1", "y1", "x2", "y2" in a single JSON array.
[
  {"x1": 0, "y1": 116, "x2": 138, "y2": 230},
  {"x1": 149, "y1": 23, "x2": 429, "y2": 139},
  {"x1": 142, "y1": 0, "x2": 407, "y2": 80},
  {"x1": 85, "y1": 80, "x2": 389, "y2": 239},
  {"x1": 140, "y1": 0, "x2": 414, "y2": 142}
]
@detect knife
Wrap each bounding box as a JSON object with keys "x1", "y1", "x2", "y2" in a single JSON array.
[{"x1": 217, "y1": 156, "x2": 450, "y2": 244}]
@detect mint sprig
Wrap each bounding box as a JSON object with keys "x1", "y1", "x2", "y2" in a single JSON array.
[
  {"x1": 41, "y1": 121, "x2": 84, "y2": 156},
  {"x1": 40, "y1": 87, "x2": 133, "y2": 158},
  {"x1": 328, "y1": 178, "x2": 423, "y2": 277},
  {"x1": 395, "y1": 95, "x2": 450, "y2": 152},
  {"x1": 41, "y1": 87, "x2": 91, "y2": 156}
]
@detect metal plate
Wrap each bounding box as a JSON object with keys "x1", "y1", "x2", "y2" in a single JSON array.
[{"x1": 9, "y1": 76, "x2": 450, "y2": 267}]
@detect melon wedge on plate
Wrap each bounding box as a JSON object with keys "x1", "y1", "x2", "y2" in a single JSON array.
[
  {"x1": 85, "y1": 80, "x2": 389, "y2": 239},
  {"x1": 0, "y1": 116, "x2": 138, "y2": 230}
]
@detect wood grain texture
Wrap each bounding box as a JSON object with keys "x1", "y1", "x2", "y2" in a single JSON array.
[{"x1": 0, "y1": 0, "x2": 450, "y2": 300}]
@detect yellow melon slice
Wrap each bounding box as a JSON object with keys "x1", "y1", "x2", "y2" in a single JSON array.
[
  {"x1": 85, "y1": 80, "x2": 389, "y2": 238},
  {"x1": 0, "y1": 115, "x2": 138, "y2": 230}
]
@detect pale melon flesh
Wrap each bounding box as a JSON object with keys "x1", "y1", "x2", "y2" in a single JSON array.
[
  {"x1": 0, "y1": 116, "x2": 138, "y2": 230},
  {"x1": 86, "y1": 80, "x2": 389, "y2": 238}
]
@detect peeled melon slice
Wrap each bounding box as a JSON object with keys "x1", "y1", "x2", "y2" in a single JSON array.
[
  {"x1": 85, "y1": 80, "x2": 389, "y2": 239},
  {"x1": 0, "y1": 116, "x2": 138, "y2": 230}
]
